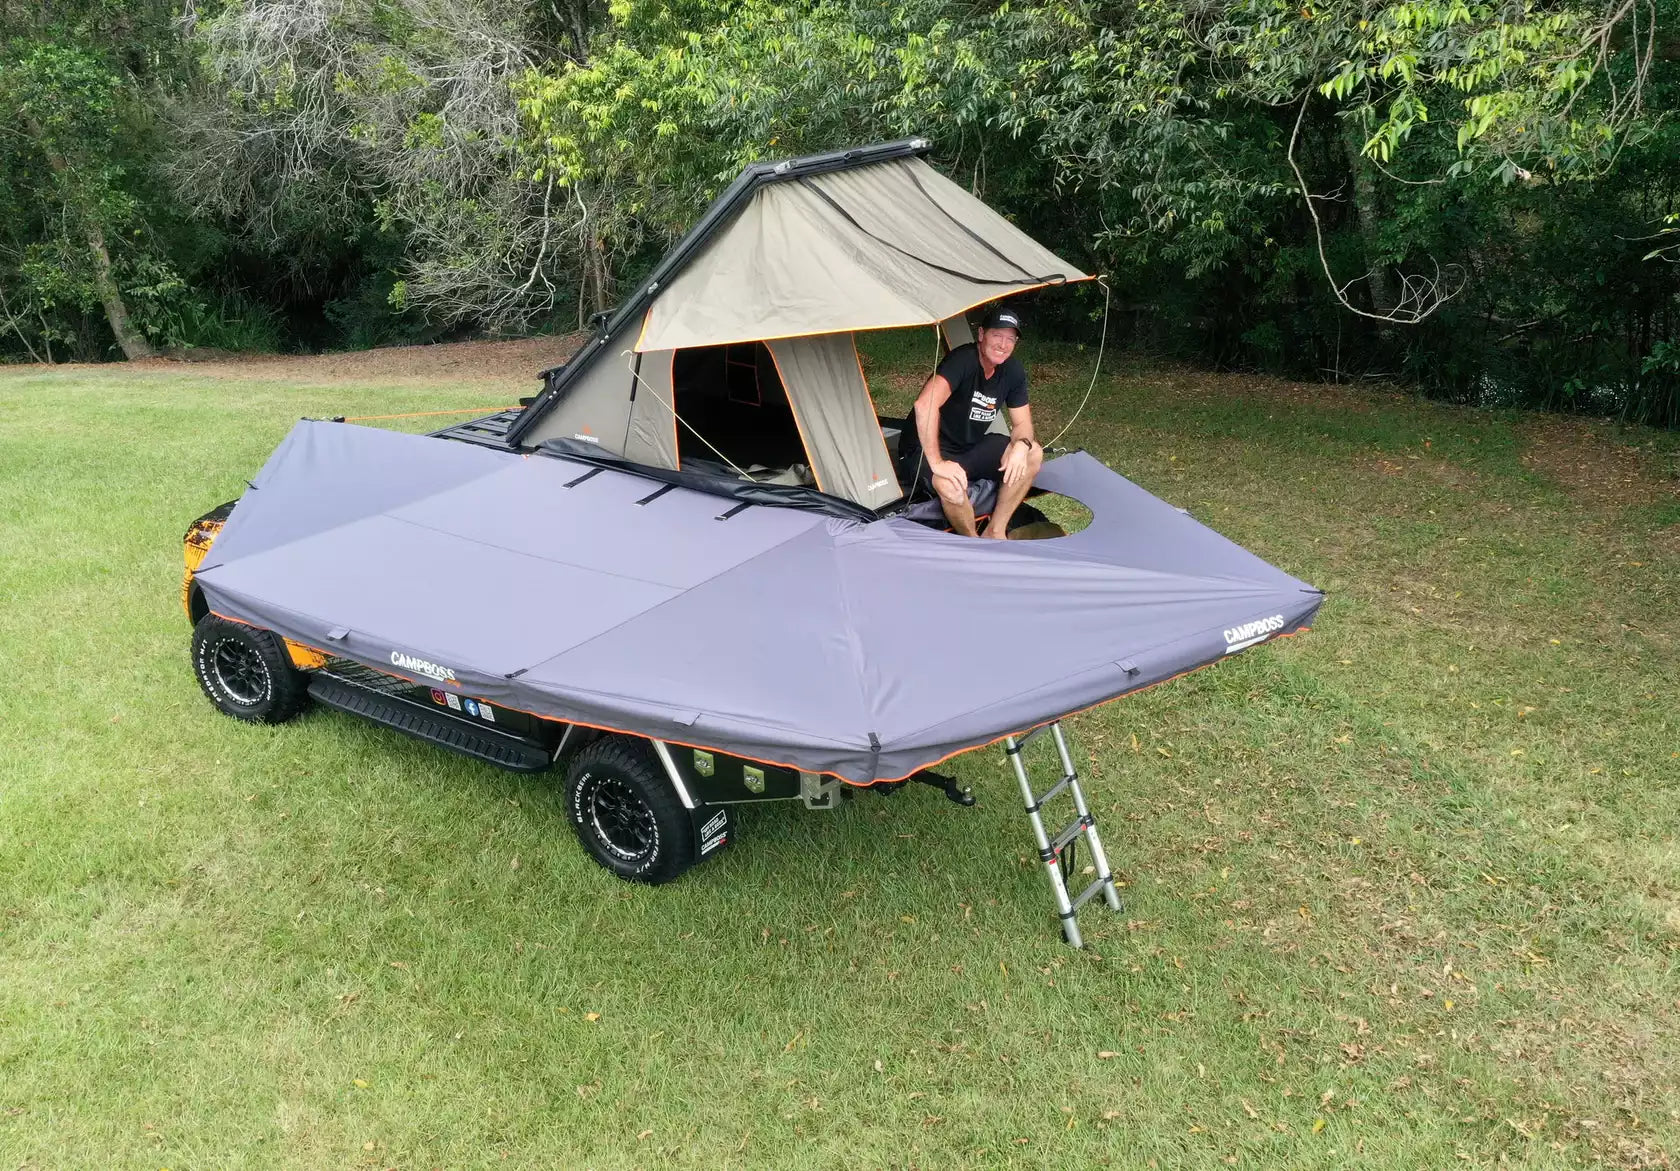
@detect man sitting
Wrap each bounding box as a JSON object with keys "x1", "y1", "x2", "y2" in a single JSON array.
[{"x1": 897, "y1": 305, "x2": 1042, "y2": 539}]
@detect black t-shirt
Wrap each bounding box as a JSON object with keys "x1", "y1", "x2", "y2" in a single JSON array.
[{"x1": 901, "y1": 343, "x2": 1029, "y2": 460}]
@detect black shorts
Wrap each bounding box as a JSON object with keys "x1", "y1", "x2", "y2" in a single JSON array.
[{"x1": 899, "y1": 432, "x2": 1011, "y2": 498}]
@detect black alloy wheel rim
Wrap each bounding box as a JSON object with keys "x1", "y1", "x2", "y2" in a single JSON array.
[
  {"x1": 587, "y1": 777, "x2": 656, "y2": 861},
  {"x1": 211, "y1": 637, "x2": 271, "y2": 705}
]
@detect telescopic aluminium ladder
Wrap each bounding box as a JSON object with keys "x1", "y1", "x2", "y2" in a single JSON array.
[{"x1": 1004, "y1": 722, "x2": 1123, "y2": 947}]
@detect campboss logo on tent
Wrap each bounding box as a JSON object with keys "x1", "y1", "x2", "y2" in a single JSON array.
[
  {"x1": 1223, "y1": 614, "x2": 1285, "y2": 653},
  {"x1": 390, "y1": 650, "x2": 458, "y2": 683}
]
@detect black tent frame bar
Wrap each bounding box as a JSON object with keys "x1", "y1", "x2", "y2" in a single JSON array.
[{"x1": 504, "y1": 138, "x2": 933, "y2": 449}]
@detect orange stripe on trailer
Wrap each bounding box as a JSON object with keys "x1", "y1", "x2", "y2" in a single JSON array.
[
  {"x1": 283, "y1": 640, "x2": 330, "y2": 670},
  {"x1": 203, "y1": 610, "x2": 332, "y2": 670},
  {"x1": 207, "y1": 610, "x2": 1313, "y2": 788},
  {"x1": 867, "y1": 626, "x2": 1317, "y2": 784}
]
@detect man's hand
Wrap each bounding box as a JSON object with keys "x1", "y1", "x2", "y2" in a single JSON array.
[
  {"x1": 931, "y1": 458, "x2": 969, "y2": 499},
  {"x1": 1000, "y1": 438, "x2": 1036, "y2": 486}
]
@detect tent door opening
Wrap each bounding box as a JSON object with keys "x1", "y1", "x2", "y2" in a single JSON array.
[{"x1": 671, "y1": 342, "x2": 814, "y2": 486}]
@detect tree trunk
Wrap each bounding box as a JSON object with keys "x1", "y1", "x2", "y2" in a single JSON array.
[
  {"x1": 574, "y1": 180, "x2": 611, "y2": 329},
  {"x1": 82, "y1": 218, "x2": 154, "y2": 359},
  {"x1": 566, "y1": 0, "x2": 590, "y2": 62},
  {"x1": 32, "y1": 125, "x2": 154, "y2": 360},
  {"x1": 1341, "y1": 124, "x2": 1394, "y2": 316},
  {"x1": 577, "y1": 235, "x2": 610, "y2": 330},
  {"x1": 549, "y1": 0, "x2": 592, "y2": 63}
]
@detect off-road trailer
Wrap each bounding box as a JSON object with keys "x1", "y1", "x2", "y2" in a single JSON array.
[
  {"x1": 180, "y1": 139, "x2": 1322, "y2": 945},
  {"x1": 185, "y1": 499, "x2": 972, "y2": 889}
]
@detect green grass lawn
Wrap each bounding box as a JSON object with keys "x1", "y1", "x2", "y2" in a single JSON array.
[{"x1": 2, "y1": 346, "x2": 1677, "y2": 1169}]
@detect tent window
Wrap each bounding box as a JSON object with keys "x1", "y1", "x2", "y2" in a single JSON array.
[
  {"x1": 725, "y1": 343, "x2": 762, "y2": 405},
  {"x1": 672, "y1": 342, "x2": 810, "y2": 479}
]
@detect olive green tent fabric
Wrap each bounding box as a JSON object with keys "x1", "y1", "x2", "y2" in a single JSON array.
[
  {"x1": 939, "y1": 313, "x2": 974, "y2": 350},
  {"x1": 622, "y1": 349, "x2": 678, "y2": 468},
  {"x1": 634, "y1": 157, "x2": 1088, "y2": 353},
  {"x1": 522, "y1": 343, "x2": 632, "y2": 450},
  {"x1": 766, "y1": 334, "x2": 901, "y2": 508},
  {"x1": 523, "y1": 345, "x2": 678, "y2": 469},
  {"x1": 513, "y1": 151, "x2": 1087, "y2": 502}
]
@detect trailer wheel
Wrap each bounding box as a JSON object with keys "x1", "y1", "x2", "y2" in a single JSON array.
[
  {"x1": 565, "y1": 738, "x2": 696, "y2": 884},
  {"x1": 192, "y1": 614, "x2": 310, "y2": 724}
]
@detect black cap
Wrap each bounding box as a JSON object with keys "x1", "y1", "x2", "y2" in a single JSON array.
[{"x1": 979, "y1": 305, "x2": 1022, "y2": 335}]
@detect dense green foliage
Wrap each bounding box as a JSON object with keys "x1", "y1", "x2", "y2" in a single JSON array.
[{"x1": 1, "y1": 0, "x2": 1675, "y2": 423}]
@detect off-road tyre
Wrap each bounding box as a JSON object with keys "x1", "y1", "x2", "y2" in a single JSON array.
[
  {"x1": 192, "y1": 614, "x2": 310, "y2": 724},
  {"x1": 565, "y1": 737, "x2": 696, "y2": 884}
]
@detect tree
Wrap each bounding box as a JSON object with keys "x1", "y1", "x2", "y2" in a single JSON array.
[
  {"x1": 171, "y1": 0, "x2": 589, "y2": 336},
  {"x1": 878, "y1": 0, "x2": 1665, "y2": 323},
  {"x1": 1, "y1": 38, "x2": 158, "y2": 357},
  {"x1": 520, "y1": 0, "x2": 1678, "y2": 420},
  {"x1": 0, "y1": 0, "x2": 215, "y2": 361}
]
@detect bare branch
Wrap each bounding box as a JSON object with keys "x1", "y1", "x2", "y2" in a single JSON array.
[
  {"x1": 1367, "y1": 155, "x2": 1446, "y2": 187},
  {"x1": 1287, "y1": 92, "x2": 1464, "y2": 325},
  {"x1": 167, "y1": 0, "x2": 571, "y2": 332},
  {"x1": 0, "y1": 285, "x2": 44, "y2": 363}
]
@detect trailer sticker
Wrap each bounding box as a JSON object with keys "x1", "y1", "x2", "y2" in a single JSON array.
[
  {"x1": 478, "y1": 704, "x2": 494, "y2": 723},
  {"x1": 444, "y1": 693, "x2": 461, "y2": 710},
  {"x1": 430, "y1": 689, "x2": 447, "y2": 705},
  {"x1": 463, "y1": 699, "x2": 479, "y2": 717},
  {"x1": 390, "y1": 650, "x2": 458, "y2": 683},
  {"x1": 1223, "y1": 613, "x2": 1285, "y2": 654}
]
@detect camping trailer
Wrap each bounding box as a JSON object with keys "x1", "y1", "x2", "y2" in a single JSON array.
[{"x1": 180, "y1": 139, "x2": 1323, "y2": 946}]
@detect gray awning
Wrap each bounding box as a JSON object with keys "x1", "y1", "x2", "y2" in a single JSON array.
[{"x1": 196, "y1": 422, "x2": 1322, "y2": 783}]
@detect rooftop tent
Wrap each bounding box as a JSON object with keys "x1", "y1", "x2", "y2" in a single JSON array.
[
  {"x1": 629, "y1": 154, "x2": 1088, "y2": 350},
  {"x1": 512, "y1": 139, "x2": 1090, "y2": 508}
]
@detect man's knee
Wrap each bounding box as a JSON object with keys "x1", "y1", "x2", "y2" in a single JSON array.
[
  {"x1": 935, "y1": 477, "x2": 968, "y2": 506},
  {"x1": 1014, "y1": 445, "x2": 1043, "y2": 489}
]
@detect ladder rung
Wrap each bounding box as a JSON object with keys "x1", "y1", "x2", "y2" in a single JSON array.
[
  {"x1": 1071, "y1": 875, "x2": 1113, "y2": 913},
  {"x1": 1050, "y1": 814, "x2": 1093, "y2": 855},
  {"x1": 1028, "y1": 772, "x2": 1076, "y2": 813},
  {"x1": 1006, "y1": 724, "x2": 1051, "y2": 755}
]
